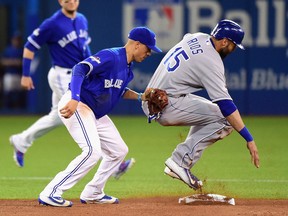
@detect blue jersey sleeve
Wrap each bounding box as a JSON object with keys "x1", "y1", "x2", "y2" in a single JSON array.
[
  {"x1": 82, "y1": 49, "x2": 115, "y2": 76},
  {"x1": 216, "y1": 99, "x2": 237, "y2": 117},
  {"x1": 70, "y1": 50, "x2": 115, "y2": 100},
  {"x1": 25, "y1": 18, "x2": 54, "y2": 52},
  {"x1": 70, "y1": 63, "x2": 90, "y2": 101}
]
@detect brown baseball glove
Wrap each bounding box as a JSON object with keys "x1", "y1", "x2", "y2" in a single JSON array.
[{"x1": 144, "y1": 88, "x2": 169, "y2": 115}]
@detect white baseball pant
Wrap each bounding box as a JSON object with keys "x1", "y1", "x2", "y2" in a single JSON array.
[
  {"x1": 12, "y1": 66, "x2": 72, "y2": 153},
  {"x1": 40, "y1": 90, "x2": 128, "y2": 199},
  {"x1": 142, "y1": 94, "x2": 233, "y2": 169}
]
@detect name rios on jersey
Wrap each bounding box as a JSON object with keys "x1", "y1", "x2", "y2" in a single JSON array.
[{"x1": 58, "y1": 30, "x2": 88, "y2": 48}]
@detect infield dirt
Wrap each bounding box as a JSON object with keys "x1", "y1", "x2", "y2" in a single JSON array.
[{"x1": 1, "y1": 197, "x2": 287, "y2": 216}]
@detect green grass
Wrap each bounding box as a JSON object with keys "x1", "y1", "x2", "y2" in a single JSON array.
[{"x1": 0, "y1": 115, "x2": 287, "y2": 199}]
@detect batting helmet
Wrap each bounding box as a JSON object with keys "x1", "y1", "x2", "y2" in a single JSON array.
[{"x1": 211, "y1": 19, "x2": 245, "y2": 50}]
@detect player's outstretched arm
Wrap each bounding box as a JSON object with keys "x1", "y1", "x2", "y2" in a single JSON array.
[
  {"x1": 122, "y1": 88, "x2": 148, "y2": 101},
  {"x1": 225, "y1": 110, "x2": 260, "y2": 168},
  {"x1": 247, "y1": 141, "x2": 260, "y2": 168},
  {"x1": 122, "y1": 88, "x2": 169, "y2": 114}
]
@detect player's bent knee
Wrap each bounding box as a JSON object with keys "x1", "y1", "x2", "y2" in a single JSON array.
[
  {"x1": 87, "y1": 152, "x2": 102, "y2": 165},
  {"x1": 81, "y1": 147, "x2": 102, "y2": 164},
  {"x1": 218, "y1": 126, "x2": 234, "y2": 139},
  {"x1": 157, "y1": 118, "x2": 176, "y2": 126},
  {"x1": 112, "y1": 145, "x2": 128, "y2": 161},
  {"x1": 119, "y1": 145, "x2": 129, "y2": 158}
]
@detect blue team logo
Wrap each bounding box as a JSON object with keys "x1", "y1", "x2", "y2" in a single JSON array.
[{"x1": 122, "y1": 0, "x2": 184, "y2": 52}]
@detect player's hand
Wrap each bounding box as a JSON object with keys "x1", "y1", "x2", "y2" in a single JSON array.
[
  {"x1": 60, "y1": 100, "x2": 79, "y2": 119},
  {"x1": 247, "y1": 141, "x2": 260, "y2": 168},
  {"x1": 21, "y1": 76, "x2": 35, "y2": 90}
]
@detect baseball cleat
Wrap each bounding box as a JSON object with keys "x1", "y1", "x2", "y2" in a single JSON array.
[
  {"x1": 164, "y1": 158, "x2": 203, "y2": 190},
  {"x1": 9, "y1": 135, "x2": 24, "y2": 167},
  {"x1": 38, "y1": 196, "x2": 73, "y2": 207},
  {"x1": 113, "y1": 158, "x2": 136, "y2": 180},
  {"x1": 80, "y1": 195, "x2": 119, "y2": 204},
  {"x1": 164, "y1": 166, "x2": 180, "y2": 179}
]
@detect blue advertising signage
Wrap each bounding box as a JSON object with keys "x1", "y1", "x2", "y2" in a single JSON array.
[
  {"x1": 115, "y1": 0, "x2": 288, "y2": 115},
  {"x1": 14, "y1": 0, "x2": 287, "y2": 115}
]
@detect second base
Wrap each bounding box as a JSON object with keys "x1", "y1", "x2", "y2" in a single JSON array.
[{"x1": 179, "y1": 193, "x2": 235, "y2": 205}]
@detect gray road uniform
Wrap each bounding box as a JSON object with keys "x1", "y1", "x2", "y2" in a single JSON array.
[{"x1": 142, "y1": 32, "x2": 233, "y2": 170}]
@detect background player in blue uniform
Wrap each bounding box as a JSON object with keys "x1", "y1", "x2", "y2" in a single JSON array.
[
  {"x1": 0, "y1": 32, "x2": 26, "y2": 109},
  {"x1": 9, "y1": 0, "x2": 134, "y2": 177},
  {"x1": 38, "y1": 26, "x2": 162, "y2": 207},
  {"x1": 9, "y1": 0, "x2": 90, "y2": 165}
]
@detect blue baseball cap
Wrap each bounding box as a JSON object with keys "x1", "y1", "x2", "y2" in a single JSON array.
[{"x1": 128, "y1": 27, "x2": 162, "y2": 53}]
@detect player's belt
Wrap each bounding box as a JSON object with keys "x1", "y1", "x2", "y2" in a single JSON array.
[{"x1": 54, "y1": 65, "x2": 72, "y2": 75}]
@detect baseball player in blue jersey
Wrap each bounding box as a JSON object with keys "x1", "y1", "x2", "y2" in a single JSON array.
[
  {"x1": 9, "y1": 0, "x2": 135, "y2": 177},
  {"x1": 142, "y1": 20, "x2": 260, "y2": 190},
  {"x1": 0, "y1": 32, "x2": 25, "y2": 109},
  {"x1": 38, "y1": 26, "x2": 162, "y2": 207},
  {"x1": 9, "y1": 0, "x2": 90, "y2": 164}
]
